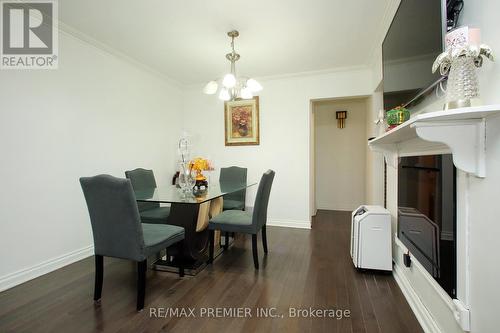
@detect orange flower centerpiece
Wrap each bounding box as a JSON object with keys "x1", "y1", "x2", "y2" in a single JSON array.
[{"x1": 189, "y1": 157, "x2": 214, "y2": 195}]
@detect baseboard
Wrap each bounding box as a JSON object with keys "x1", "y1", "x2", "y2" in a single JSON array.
[
  {"x1": 316, "y1": 205, "x2": 357, "y2": 212},
  {"x1": 0, "y1": 245, "x2": 94, "y2": 292},
  {"x1": 267, "y1": 219, "x2": 311, "y2": 229},
  {"x1": 244, "y1": 206, "x2": 311, "y2": 229},
  {"x1": 393, "y1": 263, "x2": 442, "y2": 333}
]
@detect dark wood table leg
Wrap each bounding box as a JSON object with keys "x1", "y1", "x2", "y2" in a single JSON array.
[
  {"x1": 152, "y1": 202, "x2": 209, "y2": 274},
  {"x1": 152, "y1": 198, "x2": 226, "y2": 275}
]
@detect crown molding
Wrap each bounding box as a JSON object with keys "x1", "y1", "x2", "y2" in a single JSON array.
[
  {"x1": 255, "y1": 64, "x2": 372, "y2": 82},
  {"x1": 58, "y1": 21, "x2": 183, "y2": 89},
  {"x1": 185, "y1": 64, "x2": 372, "y2": 90}
]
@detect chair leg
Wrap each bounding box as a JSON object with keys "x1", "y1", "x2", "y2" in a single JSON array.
[
  {"x1": 208, "y1": 230, "x2": 215, "y2": 264},
  {"x1": 177, "y1": 240, "x2": 185, "y2": 277},
  {"x1": 252, "y1": 234, "x2": 259, "y2": 269},
  {"x1": 262, "y1": 225, "x2": 268, "y2": 254},
  {"x1": 137, "y1": 260, "x2": 147, "y2": 311},
  {"x1": 94, "y1": 255, "x2": 103, "y2": 304},
  {"x1": 224, "y1": 232, "x2": 229, "y2": 250}
]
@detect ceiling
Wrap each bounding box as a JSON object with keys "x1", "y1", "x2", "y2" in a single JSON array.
[{"x1": 59, "y1": 0, "x2": 391, "y2": 84}]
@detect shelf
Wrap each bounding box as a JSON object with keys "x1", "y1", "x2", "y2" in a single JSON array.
[{"x1": 368, "y1": 105, "x2": 500, "y2": 177}]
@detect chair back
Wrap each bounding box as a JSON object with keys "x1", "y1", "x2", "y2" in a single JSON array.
[
  {"x1": 220, "y1": 166, "x2": 247, "y2": 204},
  {"x1": 80, "y1": 175, "x2": 145, "y2": 261},
  {"x1": 251, "y1": 170, "x2": 275, "y2": 230},
  {"x1": 125, "y1": 168, "x2": 159, "y2": 211}
]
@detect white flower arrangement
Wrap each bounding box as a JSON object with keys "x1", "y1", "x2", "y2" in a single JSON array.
[{"x1": 432, "y1": 44, "x2": 494, "y2": 76}]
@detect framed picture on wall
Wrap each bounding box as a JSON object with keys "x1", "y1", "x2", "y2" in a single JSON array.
[{"x1": 224, "y1": 96, "x2": 260, "y2": 146}]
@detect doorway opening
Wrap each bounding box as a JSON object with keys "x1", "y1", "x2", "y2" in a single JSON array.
[{"x1": 310, "y1": 97, "x2": 370, "y2": 220}]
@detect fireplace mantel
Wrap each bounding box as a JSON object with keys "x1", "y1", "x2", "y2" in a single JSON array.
[
  {"x1": 369, "y1": 104, "x2": 500, "y2": 331},
  {"x1": 369, "y1": 105, "x2": 500, "y2": 177}
]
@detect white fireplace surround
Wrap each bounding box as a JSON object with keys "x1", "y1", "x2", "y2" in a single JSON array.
[{"x1": 369, "y1": 104, "x2": 500, "y2": 332}]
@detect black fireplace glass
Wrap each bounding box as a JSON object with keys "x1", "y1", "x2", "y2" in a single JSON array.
[{"x1": 398, "y1": 154, "x2": 456, "y2": 298}]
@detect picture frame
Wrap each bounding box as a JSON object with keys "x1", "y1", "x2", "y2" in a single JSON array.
[{"x1": 224, "y1": 96, "x2": 260, "y2": 146}]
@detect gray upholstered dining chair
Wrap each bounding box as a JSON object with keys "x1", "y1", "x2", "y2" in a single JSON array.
[
  {"x1": 208, "y1": 170, "x2": 275, "y2": 269},
  {"x1": 220, "y1": 166, "x2": 247, "y2": 211},
  {"x1": 80, "y1": 174, "x2": 185, "y2": 311},
  {"x1": 125, "y1": 168, "x2": 170, "y2": 224},
  {"x1": 219, "y1": 166, "x2": 248, "y2": 249}
]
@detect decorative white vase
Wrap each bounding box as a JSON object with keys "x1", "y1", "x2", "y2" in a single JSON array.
[{"x1": 445, "y1": 56, "x2": 480, "y2": 109}]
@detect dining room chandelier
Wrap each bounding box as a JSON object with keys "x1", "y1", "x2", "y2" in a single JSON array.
[{"x1": 203, "y1": 30, "x2": 262, "y2": 101}]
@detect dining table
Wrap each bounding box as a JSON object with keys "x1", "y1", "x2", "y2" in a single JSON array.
[{"x1": 134, "y1": 180, "x2": 257, "y2": 275}]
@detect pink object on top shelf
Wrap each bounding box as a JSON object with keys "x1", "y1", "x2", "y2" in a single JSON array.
[{"x1": 445, "y1": 26, "x2": 481, "y2": 50}]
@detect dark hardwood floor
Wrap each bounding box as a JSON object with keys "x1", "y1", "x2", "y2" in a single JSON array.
[{"x1": 0, "y1": 210, "x2": 422, "y2": 333}]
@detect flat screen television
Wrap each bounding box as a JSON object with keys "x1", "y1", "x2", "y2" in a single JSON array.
[{"x1": 382, "y1": 0, "x2": 447, "y2": 110}]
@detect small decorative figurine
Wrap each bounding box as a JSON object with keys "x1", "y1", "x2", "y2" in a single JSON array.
[{"x1": 386, "y1": 106, "x2": 410, "y2": 131}]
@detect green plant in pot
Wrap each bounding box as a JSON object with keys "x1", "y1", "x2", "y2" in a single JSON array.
[{"x1": 386, "y1": 106, "x2": 410, "y2": 130}]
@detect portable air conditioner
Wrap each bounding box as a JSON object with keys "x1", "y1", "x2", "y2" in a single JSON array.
[{"x1": 350, "y1": 205, "x2": 392, "y2": 271}]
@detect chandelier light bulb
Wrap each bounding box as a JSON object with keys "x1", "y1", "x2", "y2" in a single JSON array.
[
  {"x1": 219, "y1": 88, "x2": 230, "y2": 101},
  {"x1": 222, "y1": 73, "x2": 236, "y2": 88},
  {"x1": 203, "y1": 81, "x2": 218, "y2": 95},
  {"x1": 246, "y1": 78, "x2": 262, "y2": 92},
  {"x1": 240, "y1": 87, "x2": 253, "y2": 99}
]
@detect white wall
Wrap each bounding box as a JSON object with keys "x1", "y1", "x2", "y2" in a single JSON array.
[
  {"x1": 0, "y1": 31, "x2": 183, "y2": 291},
  {"x1": 309, "y1": 101, "x2": 317, "y2": 216},
  {"x1": 182, "y1": 68, "x2": 373, "y2": 229},
  {"x1": 381, "y1": 1, "x2": 500, "y2": 332},
  {"x1": 314, "y1": 98, "x2": 367, "y2": 211},
  {"x1": 457, "y1": 1, "x2": 500, "y2": 332},
  {"x1": 365, "y1": 83, "x2": 385, "y2": 206}
]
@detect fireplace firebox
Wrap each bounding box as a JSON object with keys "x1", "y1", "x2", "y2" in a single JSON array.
[{"x1": 398, "y1": 154, "x2": 456, "y2": 298}]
